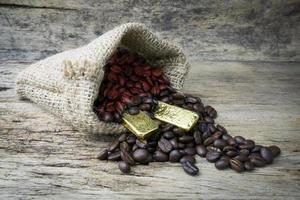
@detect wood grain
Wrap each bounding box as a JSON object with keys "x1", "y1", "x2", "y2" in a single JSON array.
[{"x1": 0, "y1": 60, "x2": 299, "y2": 199}]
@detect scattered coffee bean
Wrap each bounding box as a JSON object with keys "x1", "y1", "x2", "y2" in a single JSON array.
[
  {"x1": 206, "y1": 151, "x2": 221, "y2": 163},
  {"x1": 260, "y1": 147, "x2": 274, "y2": 164},
  {"x1": 118, "y1": 161, "x2": 130, "y2": 174},
  {"x1": 97, "y1": 149, "x2": 108, "y2": 160},
  {"x1": 196, "y1": 145, "x2": 207, "y2": 157},
  {"x1": 269, "y1": 145, "x2": 281, "y2": 157},
  {"x1": 132, "y1": 149, "x2": 149, "y2": 163},
  {"x1": 215, "y1": 159, "x2": 229, "y2": 170},
  {"x1": 180, "y1": 155, "x2": 196, "y2": 164},
  {"x1": 169, "y1": 150, "x2": 182, "y2": 162},
  {"x1": 181, "y1": 161, "x2": 199, "y2": 176}
]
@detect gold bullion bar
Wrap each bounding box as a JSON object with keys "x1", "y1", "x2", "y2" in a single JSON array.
[
  {"x1": 122, "y1": 111, "x2": 159, "y2": 140},
  {"x1": 154, "y1": 101, "x2": 199, "y2": 131}
]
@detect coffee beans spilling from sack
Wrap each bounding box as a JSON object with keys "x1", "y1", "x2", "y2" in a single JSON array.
[{"x1": 94, "y1": 48, "x2": 281, "y2": 175}]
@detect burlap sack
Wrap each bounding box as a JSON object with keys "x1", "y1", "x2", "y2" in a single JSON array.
[{"x1": 16, "y1": 23, "x2": 190, "y2": 134}]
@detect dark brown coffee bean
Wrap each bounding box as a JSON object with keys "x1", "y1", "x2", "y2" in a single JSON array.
[
  {"x1": 118, "y1": 133, "x2": 128, "y2": 142},
  {"x1": 147, "y1": 146, "x2": 156, "y2": 153},
  {"x1": 223, "y1": 145, "x2": 237, "y2": 152},
  {"x1": 205, "y1": 105, "x2": 217, "y2": 119},
  {"x1": 239, "y1": 149, "x2": 250, "y2": 156},
  {"x1": 213, "y1": 139, "x2": 227, "y2": 149},
  {"x1": 139, "y1": 103, "x2": 151, "y2": 111},
  {"x1": 234, "y1": 154, "x2": 249, "y2": 162},
  {"x1": 172, "y1": 92, "x2": 185, "y2": 100},
  {"x1": 108, "y1": 151, "x2": 121, "y2": 161},
  {"x1": 136, "y1": 139, "x2": 148, "y2": 148},
  {"x1": 169, "y1": 150, "x2": 182, "y2": 162},
  {"x1": 212, "y1": 131, "x2": 223, "y2": 140},
  {"x1": 193, "y1": 103, "x2": 205, "y2": 113},
  {"x1": 269, "y1": 145, "x2": 281, "y2": 157},
  {"x1": 120, "y1": 142, "x2": 130, "y2": 152},
  {"x1": 227, "y1": 138, "x2": 238, "y2": 147},
  {"x1": 222, "y1": 134, "x2": 232, "y2": 141},
  {"x1": 202, "y1": 131, "x2": 211, "y2": 140},
  {"x1": 163, "y1": 131, "x2": 174, "y2": 139},
  {"x1": 97, "y1": 149, "x2": 108, "y2": 160},
  {"x1": 208, "y1": 124, "x2": 217, "y2": 133},
  {"x1": 198, "y1": 122, "x2": 208, "y2": 133},
  {"x1": 158, "y1": 138, "x2": 173, "y2": 153},
  {"x1": 108, "y1": 139, "x2": 120, "y2": 152},
  {"x1": 132, "y1": 144, "x2": 138, "y2": 152},
  {"x1": 160, "y1": 123, "x2": 174, "y2": 132},
  {"x1": 186, "y1": 142, "x2": 195, "y2": 148},
  {"x1": 148, "y1": 140, "x2": 157, "y2": 147},
  {"x1": 185, "y1": 147, "x2": 196, "y2": 156},
  {"x1": 260, "y1": 147, "x2": 274, "y2": 164},
  {"x1": 128, "y1": 106, "x2": 139, "y2": 115},
  {"x1": 180, "y1": 155, "x2": 196, "y2": 164},
  {"x1": 252, "y1": 145, "x2": 262, "y2": 153},
  {"x1": 181, "y1": 161, "x2": 199, "y2": 176},
  {"x1": 206, "y1": 151, "x2": 221, "y2": 163},
  {"x1": 185, "y1": 96, "x2": 198, "y2": 104},
  {"x1": 121, "y1": 150, "x2": 135, "y2": 165},
  {"x1": 173, "y1": 127, "x2": 185, "y2": 136},
  {"x1": 239, "y1": 140, "x2": 255, "y2": 150},
  {"x1": 250, "y1": 156, "x2": 266, "y2": 167},
  {"x1": 127, "y1": 135, "x2": 136, "y2": 145},
  {"x1": 103, "y1": 112, "x2": 114, "y2": 122},
  {"x1": 153, "y1": 150, "x2": 169, "y2": 162},
  {"x1": 169, "y1": 138, "x2": 179, "y2": 149},
  {"x1": 216, "y1": 124, "x2": 227, "y2": 134},
  {"x1": 244, "y1": 161, "x2": 255, "y2": 171},
  {"x1": 226, "y1": 150, "x2": 239, "y2": 157},
  {"x1": 129, "y1": 95, "x2": 142, "y2": 106},
  {"x1": 229, "y1": 158, "x2": 244, "y2": 172},
  {"x1": 178, "y1": 135, "x2": 194, "y2": 143},
  {"x1": 142, "y1": 96, "x2": 154, "y2": 104},
  {"x1": 132, "y1": 149, "x2": 149, "y2": 163},
  {"x1": 234, "y1": 136, "x2": 245, "y2": 144},
  {"x1": 204, "y1": 116, "x2": 214, "y2": 124},
  {"x1": 215, "y1": 159, "x2": 229, "y2": 170},
  {"x1": 193, "y1": 130, "x2": 202, "y2": 144},
  {"x1": 178, "y1": 142, "x2": 186, "y2": 149},
  {"x1": 207, "y1": 145, "x2": 221, "y2": 152},
  {"x1": 173, "y1": 99, "x2": 185, "y2": 106},
  {"x1": 118, "y1": 161, "x2": 130, "y2": 174},
  {"x1": 203, "y1": 137, "x2": 215, "y2": 146},
  {"x1": 196, "y1": 145, "x2": 207, "y2": 157}
]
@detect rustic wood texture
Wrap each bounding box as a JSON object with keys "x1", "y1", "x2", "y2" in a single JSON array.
[{"x1": 0, "y1": 60, "x2": 299, "y2": 199}]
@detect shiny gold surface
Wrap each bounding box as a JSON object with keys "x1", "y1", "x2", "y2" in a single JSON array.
[
  {"x1": 122, "y1": 111, "x2": 159, "y2": 140},
  {"x1": 154, "y1": 101, "x2": 199, "y2": 131}
]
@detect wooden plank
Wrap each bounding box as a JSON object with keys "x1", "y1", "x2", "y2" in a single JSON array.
[{"x1": 0, "y1": 60, "x2": 299, "y2": 199}]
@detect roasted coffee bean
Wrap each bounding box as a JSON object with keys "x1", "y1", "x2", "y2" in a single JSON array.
[
  {"x1": 97, "y1": 149, "x2": 108, "y2": 160},
  {"x1": 216, "y1": 124, "x2": 227, "y2": 134},
  {"x1": 128, "y1": 106, "x2": 139, "y2": 115},
  {"x1": 161, "y1": 123, "x2": 174, "y2": 132},
  {"x1": 186, "y1": 142, "x2": 195, "y2": 148},
  {"x1": 204, "y1": 116, "x2": 214, "y2": 124},
  {"x1": 163, "y1": 131, "x2": 174, "y2": 139},
  {"x1": 250, "y1": 156, "x2": 266, "y2": 167},
  {"x1": 108, "y1": 151, "x2": 121, "y2": 161},
  {"x1": 207, "y1": 145, "x2": 221, "y2": 152},
  {"x1": 252, "y1": 145, "x2": 263, "y2": 153},
  {"x1": 132, "y1": 149, "x2": 149, "y2": 163},
  {"x1": 178, "y1": 142, "x2": 186, "y2": 149},
  {"x1": 193, "y1": 103, "x2": 205, "y2": 113},
  {"x1": 239, "y1": 140, "x2": 255, "y2": 150},
  {"x1": 244, "y1": 161, "x2": 255, "y2": 171},
  {"x1": 198, "y1": 121, "x2": 208, "y2": 133},
  {"x1": 234, "y1": 154, "x2": 249, "y2": 162},
  {"x1": 180, "y1": 155, "x2": 196, "y2": 164},
  {"x1": 172, "y1": 92, "x2": 185, "y2": 100},
  {"x1": 118, "y1": 133, "x2": 128, "y2": 142},
  {"x1": 118, "y1": 161, "x2": 131, "y2": 174},
  {"x1": 181, "y1": 161, "x2": 199, "y2": 176},
  {"x1": 173, "y1": 127, "x2": 185, "y2": 136},
  {"x1": 229, "y1": 158, "x2": 244, "y2": 172},
  {"x1": 206, "y1": 151, "x2": 221, "y2": 163},
  {"x1": 234, "y1": 136, "x2": 245, "y2": 144},
  {"x1": 213, "y1": 139, "x2": 227, "y2": 149},
  {"x1": 178, "y1": 135, "x2": 194, "y2": 143},
  {"x1": 185, "y1": 147, "x2": 196, "y2": 156},
  {"x1": 202, "y1": 131, "x2": 211, "y2": 140},
  {"x1": 179, "y1": 149, "x2": 187, "y2": 156},
  {"x1": 143, "y1": 96, "x2": 154, "y2": 104},
  {"x1": 196, "y1": 145, "x2": 207, "y2": 157},
  {"x1": 173, "y1": 99, "x2": 185, "y2": 106},
  {"x1": 148, "y1": 141, "x2": 157, "y2": 147},
  {"x1": 193, "y1": 130, "x2": 202, "y2": 144},
  {"x1": 169, "y1": 150, "x2": 182, "y2": 162},
  {"x1": 158, "y1": 138, "x2": 173, "y2": 153},
  {"x1": 153, "y1": 150, "x2": 169, "y2": 162},
  {"x1": 215, "y1": 159, "x2": 229, "y2": 170},
  {"x1": 185, "y1": 96, "x2": 198, "y2": 104},
  {"x1": 120, "y1": 142, "x2": 130, "y2": 152},
  {"x1": 139, "y1": 103, "x2": 151, "y2": 111},
  {"x1": 208, "y1": 124, "x2": 217, "y2": 133},
  {"x1": 239, "y1": 149, "x2": 250, "y2": 156},
  {"x1": 212, "y1": 131, "x2": 223, "y2": 140},
  {"x1": 132, "y1": 144, "x2": 138, "y2": 152},
  {"x1": 227, "y1": 138, "x2": 238, "y2": 147},
  {"x1": 260, "y1": 147, "x2": 274, "y2": 164},
  {"x1": 203, "y1": 137, "x2": 215, "y2": 146},
  {"x1": 103, "y1": 112, "x2": 114, "y2": 122},
  {"x1": 127, "y1": 135, "x2": 136, "y2": 145},
  {"x1": 129, "y1": 95, "x2": 142, "y2": 106},
  {"x1": 121, "y1": 150, "x2": 135, "y2": 165},
  {"x1": 136, "y1": 139, "x2": 148, "y2": 148},
  {"x1": 108, "y1": 139, "x2": 120, "y2": 152},
  {"x1": 223, "y1": 145, "x2": 237, "y2": 152},
  {"x1": 147, "y1": 147, "x2": 156, "y2": 153},
  {"x1": 269, "y1": 145, "x2": 281, "y2": 157},
  {"x1": 169, "y1": 138, "x2": 179, "y2": 149},
  {"x1": 226, "y1": 150, "x2": 239, "y2": 157},
  {"x1": 222, "y1": 134, "x2": 232, "y2": 141},
  {"x1": 205, "y1": 105, "x2": 217, "y2": 119}
]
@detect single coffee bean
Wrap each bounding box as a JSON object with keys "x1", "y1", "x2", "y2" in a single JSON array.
[
  {"x1": 118, "y1": 161, "x2": 130, "y2": 174},
  {"x1": 169, "y1": 150, "x2": 182, "y2": 162},
  {"x1": 239, "y1": 140, "x2": 255, "y2": 150},
  {"x1": 206, "y1": 151, "x2": 221, "y2": 163},
  {"x1": 193, "y1": 103, "x2": 205, "y2": 113},
  {"x1": 136, "y1": 139, "x2": 148, "y2": 148},
  {"x1": 207, "y1": 145, "x2": 221, "y2": 152},
  {"x1": 204, "y1": 116, "x2": 214, "y2": 124},
  {"x1": 132, "y1": 149, "x2": 149, "y2": 163},
  {"x1": 127, "y1": 135, "x2": 136, "y2": 145},
  {"x1": 129, "y1": 95, "x2": 142, "y2": 106},
  {"x1": 173, "y1": 127, "x2": 185, "y2": 136},
  {"x1": 147, "y1": 146, "x2": 156, "y2": 153},
  {"x1": 244, "y1": 161, "x2": 255, "y2": 171},
  {"x1": 212, "y1": 131, "x2": 223, "y2": 140},
  {"x1": 178, "y1": 135, "x2": 194, "y2": 143},
  {"x1": 234, "y1": 154, "x2": 249, "y2": 162},
  {"x1": 163, "y1": 131, "x2": 175, "y2": 139},
  {"x1": 128, "y1": 106, "x2": 139, "y2": 115},
  {"x1": 239, "y1": 149, "x2": 250, "y2": 156},
  {"x1": 215, "y1": 159, "x2": 229, "y2": 170},
  {"x1": 186, "y1": 142, "x2": 195, "y2": 148},
  {"x1": 178, "y1": 142, "x2": 186, "y2": 149},
  {"x1": 173, "y1": 99, "x2": 185, "y2": 106},
  {"x1": 185, "y1": 147, "x2": 196, "y2": 156},
  {"x1": 121, "y1": 150, "x2": 135, "y2": 165},
  {"x1": 185, "y1": 96, "x2": 198, "y2": 104},
  {"x1": 158, "y1": 138, "x2": 173, "y2": 153},
  {"x1": 198, "y1": 121, "x2": 208, "y2": 133},
  {"x1": 268, "y1": 145, "x2": 281, "y2": 157},
  {"x1": 108, "y1": 139, "x2": 120, "y2": 152},
  {"x1": 250, "y1": 156, "x2": 266, "y2": 167},
  {"x1": 202, "y1": 131, "x2": 211, "y2": 140},
  {"x1": 208, "y1": 124, "x2": 217, "y2": 133},
  {"x1": 103, "y1": 112, "x2": 114, "y2": 122},
  {"x1": 120, "y1": 142, "x2": 130, "y2": 152},
  {"x1": 226, "y1": 150, "x2": 239, "y2": 157},
  {"x1": 139, "y1": 103, "x2": 151, "y2": 111},
  {"x1": 252, "y1": 145, "x2": 263, "y2": 153},
  {"x1": 227, "y1": 138, "x2": 238, "y2": 147},
  {"x1": 193, "y1": 130, "x2": 202, "y2": 144},
  {"x1": 132, "y1": 144, "x2": 138, "y2": 152},
  {"x1": 205, "y1": 105, "x2": 217, "y2": 119},
  {"x1": 169, "y1": 138, "x2": 179, "y2": 149},
  {"x1": 203, "y1": 137, "x2": 215, "y2": 146},
  {"x1": 180, "y1": 155, "x2": 196, "y2": 164},
  {"x1": 234, "y1": 136, "x2": 245, "y2": 144},
  {"x1": 161, "y1": 123, "x2": 174, "y2": 132},
  {"x1": 216, "y1": 124, "x2": 227, "y2": 134},
  {"x1": 196, "y1": 145, "x2": 207, "y2": 157},
  {"x1": 222, "y1": 134, "x2": 232, "y2": 141},
  {"x1": 260, "y1": 147, "x2": 274, "y2": 164},
  {"x1": 108, "y1": 151, "x2": 121, "y2": 161},
  {"x1": 97, "y1": 149, "x2": 108, "y2": 160},
  {"x1": 118, "y1": 133, "x2": 128, "y2": 142},
  {"x1": 172, "y1": 92, "x2": 185, "y2": 100},
  {"x1": 223, "y1": 145, "x2": 237, "y2": 152},
  {"x1": 181, "y1": 161, "x2": 199, "y2": 176},
  {"x1": 229, "y1": 158, "x2": 244, "y2": 172},
  {"x1": 153, "y1": 150, "x2": 169, "y2": 162},
  {"x1": 213, "y1": 139, "x2": 227, "y2": 149}
]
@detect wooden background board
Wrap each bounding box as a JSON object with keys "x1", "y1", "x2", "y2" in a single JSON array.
[{"x1": 0, "y1": 60, "x2": 299, "y2": 199}]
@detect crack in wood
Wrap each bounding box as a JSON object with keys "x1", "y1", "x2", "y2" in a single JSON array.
[{"x1": 0, "y1": 3, "x2": 78, "y2": 11}]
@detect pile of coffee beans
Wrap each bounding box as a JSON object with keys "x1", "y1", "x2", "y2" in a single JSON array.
[{"x1": 95, "y1": 47, "x2": 281, "y2": 176}]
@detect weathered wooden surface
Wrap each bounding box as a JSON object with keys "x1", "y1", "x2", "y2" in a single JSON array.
[
  {"x1": 0, "y1": 0, "x2": 300, "y2": 62},
  {"x1": 0, "y1": 60, "x2": 299, "y2": 199}
]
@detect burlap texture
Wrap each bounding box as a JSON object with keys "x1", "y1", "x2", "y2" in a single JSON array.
[{"x1": 16, "y1": 23, "x2": 190, "y2": 134}]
